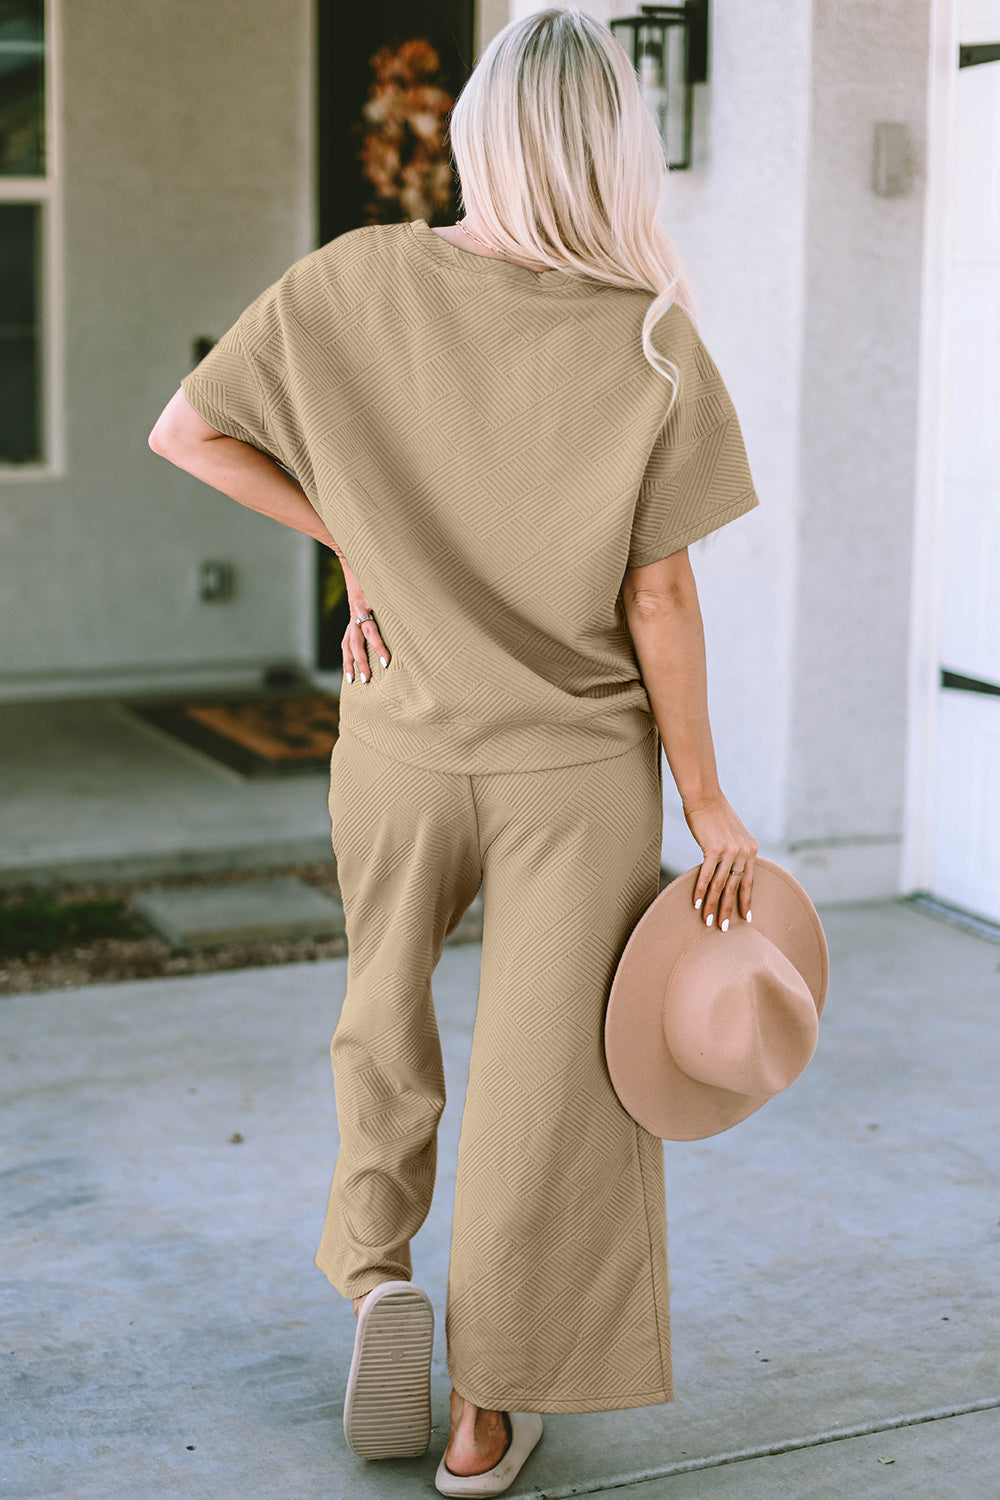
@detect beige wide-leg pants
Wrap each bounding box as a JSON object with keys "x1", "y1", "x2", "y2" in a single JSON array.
[{"x1": 314, "y1": 723, "x2": 673, "y2": 1414}]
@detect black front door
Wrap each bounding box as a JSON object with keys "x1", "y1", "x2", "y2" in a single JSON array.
[{"x1": 314, "y1": 0, "x2": 475, "y2": 670}]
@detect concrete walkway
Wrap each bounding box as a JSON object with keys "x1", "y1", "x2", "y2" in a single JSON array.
[
  {"x1": 0, "y1": 696, "x2": 335, "y2": 889},
  {"x1": 3, "y1": 899, "x2": 999, "y2": 1498}
]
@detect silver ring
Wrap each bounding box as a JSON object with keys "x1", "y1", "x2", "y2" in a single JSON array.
[{"x1": 355, "y1": 611, "x2": 374, "y2": 626}]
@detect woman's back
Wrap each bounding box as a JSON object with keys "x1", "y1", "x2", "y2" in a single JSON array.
[{"x1": 181, "y1": 218, "x2": 757, "y2": 773}]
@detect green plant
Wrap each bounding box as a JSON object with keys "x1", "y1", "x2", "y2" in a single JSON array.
[
  {"x1": 322, "y1": 553, "x2": 347, "y2": 618},
  {"x1": 0, "y1": 894, "x2": 148, "y2": 958}
]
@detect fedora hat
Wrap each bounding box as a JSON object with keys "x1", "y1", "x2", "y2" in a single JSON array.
[{"x1": 605, "y1": 857, "x2": 829, "y2": 1140}]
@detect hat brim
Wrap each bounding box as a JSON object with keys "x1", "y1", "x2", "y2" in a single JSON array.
[{"x1": 604, "y1": 857, "x2": 829, "y2": 1141}]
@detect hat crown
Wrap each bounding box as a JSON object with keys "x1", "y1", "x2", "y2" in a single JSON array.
[{"x1": 661, "y1": 927, "x2": 819, "y2": 1100}]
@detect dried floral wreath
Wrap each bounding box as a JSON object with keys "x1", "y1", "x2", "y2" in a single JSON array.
[{"x1": 356, "y1": 38, "x2": 456, "y2": 225}]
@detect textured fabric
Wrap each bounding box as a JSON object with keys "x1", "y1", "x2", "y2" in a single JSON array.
[
  {"x1": 315, "y1": 724, "x2": 672, "y2": 1414},
  {"x1": 180, "y1": 218, "x2": 760, "y2": 774}
]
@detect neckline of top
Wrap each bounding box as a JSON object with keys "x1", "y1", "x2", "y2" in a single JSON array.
[{"x1": 405, "y1": 217, "x2": 591, "y2": 286}]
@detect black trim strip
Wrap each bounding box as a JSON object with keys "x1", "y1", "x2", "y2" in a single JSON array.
[
  {"x1": 941, "y1": 668, "x2": 1000, "y2": 697},
  {"x1": 959, "y1": 43, "x2": 1000, "y2": 68}
]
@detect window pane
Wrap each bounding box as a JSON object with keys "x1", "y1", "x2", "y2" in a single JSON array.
[
  {"x1": 0, "y1": 201, "x2": 42, "y2": 463},
  {"x1": 0, "y1": 0, "x2": 45, "y2": 176}
]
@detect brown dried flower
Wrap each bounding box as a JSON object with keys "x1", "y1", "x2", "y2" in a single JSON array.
[{"x1": 356, "y1": 38, "x2": 456, "y2": 223}]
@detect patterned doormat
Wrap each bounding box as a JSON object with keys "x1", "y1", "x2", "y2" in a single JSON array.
[{"x1": 123, "y1": 692, "x2": 340, "y2": 777}]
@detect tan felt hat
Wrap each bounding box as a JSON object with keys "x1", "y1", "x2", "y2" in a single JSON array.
[{"x1": 605, "y1": 857, "x2": 829, "y2": 1140}]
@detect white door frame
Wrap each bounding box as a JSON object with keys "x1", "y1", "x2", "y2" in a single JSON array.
[{"x1": 901, "y1": 0, "x2": 959, "y2": 895}]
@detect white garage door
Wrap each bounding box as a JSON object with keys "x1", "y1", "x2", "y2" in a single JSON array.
[{"x1": 928, "y1": 13, "x2": 1000, "y2": 924}]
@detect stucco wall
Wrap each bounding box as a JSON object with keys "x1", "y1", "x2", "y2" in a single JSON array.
[
  {"x1": 0, "y1": 0, "x2": 316, "y2": 700},
  {"x1": 789, "y1": 0, "x2": 931, "y2": 895}
]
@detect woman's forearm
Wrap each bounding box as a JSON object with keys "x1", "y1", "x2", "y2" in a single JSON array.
[
  {"x1": 623, "y1": 554, "x2": 757, "y2": 928},
  {"x1": 624, "y1": 587, "x2": 722, "y2": 809},
  {"x1": 151, "y1": 424, "x2": 393, "y2": 680},
  {"x1": 152, "y1": 431, "x2": 341, "y2": 553}
]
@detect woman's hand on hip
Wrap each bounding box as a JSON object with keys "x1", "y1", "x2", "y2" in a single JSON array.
[
  {"x1": 338, "y1": 558, "x2": 391, "y2": 684},
  {"x1": 682, "y1": 790, "x2": 758, "y2": 931}
]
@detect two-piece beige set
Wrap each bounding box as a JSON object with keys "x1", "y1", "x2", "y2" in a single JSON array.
[{"x1": 180, "y1": 216, "x2": 760, "y2": 1412}]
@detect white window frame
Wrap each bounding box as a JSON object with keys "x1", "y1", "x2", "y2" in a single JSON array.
[{"x1": 0, "y1": 0, "x2": 63, "y2": 479}]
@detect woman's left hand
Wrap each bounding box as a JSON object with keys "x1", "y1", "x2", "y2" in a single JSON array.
[
  {"x1": 338, "y1": 556, "x2": 391, "y2": 684},
  {"x1": 682, "y1": 789, "x2": 757, "y2": 931}
]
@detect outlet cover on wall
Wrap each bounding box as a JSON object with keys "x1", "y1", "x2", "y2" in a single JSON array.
[{"x1": 198, "y1": 560, "x2": 235, "y2": 602}]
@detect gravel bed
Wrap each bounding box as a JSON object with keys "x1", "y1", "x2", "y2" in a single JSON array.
[{"x1": 0, "y1": 861, "x2": 483, "y2": 995}]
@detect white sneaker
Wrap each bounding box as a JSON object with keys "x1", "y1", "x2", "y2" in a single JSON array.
[{"x1": 342, "y1": 1280, "x2": 434, "y2": 1459}]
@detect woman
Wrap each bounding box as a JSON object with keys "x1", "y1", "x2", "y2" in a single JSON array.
[{"x1": 149, "y1": 7, "x2": 760, "y2": 1493}]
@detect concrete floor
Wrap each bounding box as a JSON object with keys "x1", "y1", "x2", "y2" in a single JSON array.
[
  {"x1": 0, "y1": 697, "x2": 334, "y2": 888},
  {"x1": 3, "y1": 898, "x2": 999, "y2": 1497}
]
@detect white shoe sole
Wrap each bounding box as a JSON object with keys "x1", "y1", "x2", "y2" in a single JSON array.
[
  {"x1": 434, "y1": 1411, "x2": 544, "y2": 1496},
  {"x1": 342, "y1": 1280, "x2": 434, "y2": 1459}
]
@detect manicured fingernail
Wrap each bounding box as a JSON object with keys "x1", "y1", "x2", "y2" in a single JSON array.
[
  {"x1": 359, "y1": 672, "x2": 366, "y2": 683},
  {"x1": 706, "y1": 912, "x2": 714, "y2": 927},
  {"x1": 379, "y1": 656, "x2": 387, "y2": 667},
  {"x1": 746, "y1": 909, "x2": 753, "y2": 924},
  {"x1": 721, "y1": 918, "x2": 729, "y2": 932},
  {"x1": 694, "y1": 897, "x2": 702, "y2": 910},
  {"x1": 345, "y1": 671, "x2": 352, "y2": 683}
]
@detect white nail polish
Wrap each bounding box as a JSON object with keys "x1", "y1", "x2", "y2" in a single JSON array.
[
  {"x1": 345, "y1": 671, "x2": 352, "y2": 684},
  {"x1": 746, "y1": 909, "x2": 753, "y2": 924},
  {"x1": 694, "y1": 898, "x2": 702, "y2": 910},
  {"x1": 379, "y1": 656, "x2": 387, "y2": 667},
  {"x1": 706, "y1": 912, "x2": 714, "y2": 927},
  {"x1": 721, "y1": 918, "x2": 729, "y2": 932}
]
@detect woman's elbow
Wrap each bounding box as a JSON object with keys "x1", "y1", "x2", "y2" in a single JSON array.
[
  {"x1": 623, "y1": 556, "x2": 698, "y2": 620},
  {"x1": 149, "y1": 388, "x2": 218, "y2": 455},
  {"x1": 148, "y1": 406, "x2": 186, "y2": 456}
]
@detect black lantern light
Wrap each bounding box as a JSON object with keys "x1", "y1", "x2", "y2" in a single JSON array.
[{"x1": 610, "y1": 2, "x2": 709, "y2": 170}]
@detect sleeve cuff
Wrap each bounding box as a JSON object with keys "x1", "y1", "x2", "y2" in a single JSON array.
[
  {"x1": 180, "y1": 373, "x2": 264, "y2": 450},
  {"x1": 627, "y1": 486, "x2": 760, "y2": 569}
]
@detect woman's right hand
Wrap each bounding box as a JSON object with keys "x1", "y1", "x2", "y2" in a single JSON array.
[
  {"x1": 336, "y1": 554, "x2": 391, "y2": 685},
  {"x1": 682, "y1": 789, "x2": 758, "y2": 931}
]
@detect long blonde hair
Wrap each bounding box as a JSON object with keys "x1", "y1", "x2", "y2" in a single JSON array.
[{"x1": 447, "y1": 5, "x2": 698, "y2": 410}]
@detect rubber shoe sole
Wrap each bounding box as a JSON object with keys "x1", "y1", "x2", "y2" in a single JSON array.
[{"x1": 343, "y1": 1280, "x2": 434, "y2": 1459}]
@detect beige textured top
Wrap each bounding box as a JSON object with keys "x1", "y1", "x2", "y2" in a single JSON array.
[{"x1": 180, "y1": 218, "x2": 760, "y2": 773}]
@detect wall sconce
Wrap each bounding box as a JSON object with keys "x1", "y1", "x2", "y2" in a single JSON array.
[{"x1": 610, "y1": 2, "x2": 709, "y2": 170}]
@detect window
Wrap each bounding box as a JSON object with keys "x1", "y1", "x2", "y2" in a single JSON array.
[{"x1": 0, "y1": 0, "x2": 47, "y2": 466}]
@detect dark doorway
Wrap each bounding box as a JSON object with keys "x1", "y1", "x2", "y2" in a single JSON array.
[{"x1": 314, "y1": 0, "x2": 476, "y2": 671}]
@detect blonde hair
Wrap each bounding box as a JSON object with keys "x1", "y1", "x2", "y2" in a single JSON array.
[{"x1": 447, "y1": 4, "x2": 698, "y2": 411}]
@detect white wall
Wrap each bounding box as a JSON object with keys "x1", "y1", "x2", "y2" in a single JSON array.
[
  {"x1": 789, "y1": 0, "x2": 932, "y2": 898},
  {"x1": 0, "y1": 0, "x2": 317, "y2": 701}
]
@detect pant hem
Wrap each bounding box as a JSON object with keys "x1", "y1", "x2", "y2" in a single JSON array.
[
  {"x1": 448, "y1": 1380, "x2": 674, "y2": 1415},
  {"x1": 313, "y1": 1251, "x2": 410, "y2": 1300}
]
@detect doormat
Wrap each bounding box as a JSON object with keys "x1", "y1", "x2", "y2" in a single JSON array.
[{"x1": 123, "y1": 692, "x2": 340, "y2": 777}]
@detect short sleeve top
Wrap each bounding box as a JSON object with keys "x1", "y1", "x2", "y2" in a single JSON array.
[{"x1": 180, "y1": 219, "x2": 759, "y2": 774}]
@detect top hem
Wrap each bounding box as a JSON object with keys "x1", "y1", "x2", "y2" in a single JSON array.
[{"x1": 336, "y1": 701, "x2": 660, "y2": 776}]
